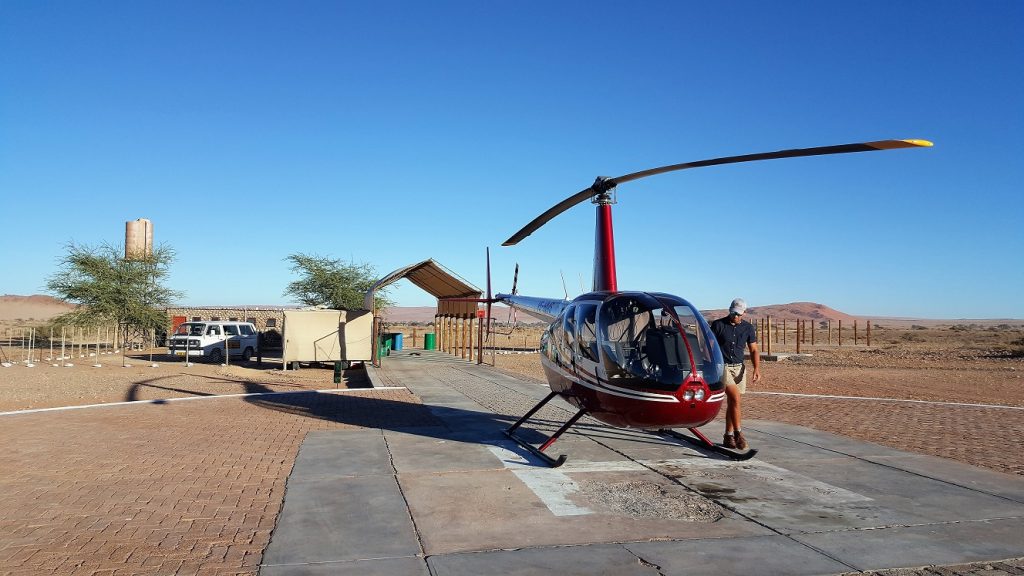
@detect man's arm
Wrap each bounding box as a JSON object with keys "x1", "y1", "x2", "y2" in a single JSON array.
[{"x1": 748, "y1": 341, "x2": 761, "y2": 382}]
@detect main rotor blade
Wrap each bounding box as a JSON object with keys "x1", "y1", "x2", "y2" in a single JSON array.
[
  {"x1": 610, "y1": 139, "x2": 932, "y2": 186},
  {"x1": 502, "y1": 185, "x2": 596, "y2": 246},
  {"x1": 502, "y1": 139, "x2": 932, "y2": 246}
]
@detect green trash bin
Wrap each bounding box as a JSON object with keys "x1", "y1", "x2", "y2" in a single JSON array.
[
  {"x1": 379, "y1": 334, "x2": 392, "y2": 357},
  {"x1": 423, "y1": 332, "x2": 436, "y2": 350}
]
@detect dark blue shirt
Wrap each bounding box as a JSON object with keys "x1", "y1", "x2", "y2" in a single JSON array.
[{"x1": 710, "y1": 316, "x2": 757, "y2": 364}]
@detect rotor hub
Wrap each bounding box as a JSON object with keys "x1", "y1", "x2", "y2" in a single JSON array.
[{"x1": 591, "y1": 177, "x2": 617, "y2": 205}]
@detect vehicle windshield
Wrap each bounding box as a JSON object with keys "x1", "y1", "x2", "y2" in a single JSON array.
[
  {"x1": 174, "y1": 323, "x2": 206, "y2": 337},
  {"x1": 598, "y1": 293, "x2": 723, "y2": 389}
]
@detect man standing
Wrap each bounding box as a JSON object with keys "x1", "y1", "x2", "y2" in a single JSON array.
[{"x1": 710, "y1": 298, "x2": 761, "y2": 450}]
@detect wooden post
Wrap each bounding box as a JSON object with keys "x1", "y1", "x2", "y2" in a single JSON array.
[
  {"x1": 461, "y1": 317, "x2": 467, "y2": 359},
  {"x1": 413, "y1": 328, "x2": 417, "y2": 348},
  {"x1": 838, "y1": 320, "x2": 843, "y2": 346},
  {"x1": 811, "y1": 319, "x2": 815, "y2": 346},
  {"x1": 854, "y1": 320, "x2": 859, "y2": 346},
  {"x1": 796, "y1": 320, "x2": 801, "y2": 354},
  {"x1": 782, "y1": 319, "x2": 787, "y2": 347},
  {"x1": 766, "y1": 315, "x2": 772, "y2": 355},
  {"x1": 867, "y1": 321, "x2": 872, "y2": 347},
  {"x1": 828, "y1": 320, "x2": 832, "y2": 345}
]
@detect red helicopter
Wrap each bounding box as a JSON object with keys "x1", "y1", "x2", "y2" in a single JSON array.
[{"x1": 485, "y1": 139, "x2": 932, "y2": 467}]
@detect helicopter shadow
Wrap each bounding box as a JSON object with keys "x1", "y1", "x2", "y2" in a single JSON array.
[
  {"x1": 123, "y1": 373, "x2": 310, "y2": 403},
  {"x1": 238, "y1": 383, "x2": 689, "y2": 469}
]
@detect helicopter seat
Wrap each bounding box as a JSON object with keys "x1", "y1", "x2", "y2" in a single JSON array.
[{"x1": 643, "y1": 326, "x2": 686, "y2": 389}]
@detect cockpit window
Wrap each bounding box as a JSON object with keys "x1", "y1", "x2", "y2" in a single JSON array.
[
  {"x1": 575, "y1": 302, "x2": 600, "y2": 362},
  {"x1": 598, "y1": 295, "x2": 659, "y2": 381},
  {"x1": 597, "y1": 293, "x2": 723, "y2": 390},
  {"x1": 562, "y1": 304, "x2": 576, "y2": 354}
]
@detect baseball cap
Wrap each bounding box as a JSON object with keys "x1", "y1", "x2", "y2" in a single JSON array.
[{"x1": 729, "y1": 298, "x2": 747, "y2": 315}]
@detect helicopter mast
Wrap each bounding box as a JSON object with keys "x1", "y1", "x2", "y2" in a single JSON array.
[{"x1": 591, "y1": 178, "x2": 617, "y2": 292}]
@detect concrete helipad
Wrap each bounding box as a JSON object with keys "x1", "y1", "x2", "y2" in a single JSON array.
[{"x1": 259, "y1": 350, "x2": 1024, "y2": 575}]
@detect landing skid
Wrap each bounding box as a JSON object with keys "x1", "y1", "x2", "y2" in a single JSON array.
[
  {"x1": 504, "y1": 391, "x2": 586, "y2": 468},
  {"x1": 658, "y1": 427, "x2": 759, "y2": 461}
]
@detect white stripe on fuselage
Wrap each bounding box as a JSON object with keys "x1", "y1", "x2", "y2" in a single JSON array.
[{"x1": 546, "y1": 359, "x2": 679, "y2": 403}]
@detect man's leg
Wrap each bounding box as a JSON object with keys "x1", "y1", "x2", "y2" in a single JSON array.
[{"x1": 725, "y1": 383, "x2": 741, "y2": 434}]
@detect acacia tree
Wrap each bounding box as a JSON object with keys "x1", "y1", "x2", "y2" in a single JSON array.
[
  {"x1": 283, "y1": 253, "x2": 392, "y2": 312},
  {"x1": 46, "y1": 242, "x2": 182, "y2": 346}
]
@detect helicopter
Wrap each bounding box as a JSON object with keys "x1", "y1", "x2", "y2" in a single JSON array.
[{"x1": 483, "y1": 139, "x2": 932, "y2": 467}]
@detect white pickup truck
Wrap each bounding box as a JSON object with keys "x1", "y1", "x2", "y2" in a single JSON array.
[{"x1": 167, "y1": 321, "x2": 259, "y2": 363}]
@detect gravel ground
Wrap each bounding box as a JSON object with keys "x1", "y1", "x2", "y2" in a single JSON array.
[{"x1": 574, "y1": 478, "x2": 725, "y2": 522}]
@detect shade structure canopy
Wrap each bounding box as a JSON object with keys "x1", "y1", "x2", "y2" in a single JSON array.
[{"x1": 364, "y1": 259, "x2": 482, "y2": 317}]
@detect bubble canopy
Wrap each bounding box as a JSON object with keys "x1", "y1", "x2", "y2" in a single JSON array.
[{"x1": 543, "y1": 291, "x2": 724, "y2": 391}]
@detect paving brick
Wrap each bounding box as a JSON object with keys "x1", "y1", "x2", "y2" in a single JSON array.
[{"x1": 0, "y1": 388, "x2": 433, "y2": 575}]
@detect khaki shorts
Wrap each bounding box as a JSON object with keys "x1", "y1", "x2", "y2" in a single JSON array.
[{"x1": 723, "y1": 363, "x2": 747, "y2": 393}]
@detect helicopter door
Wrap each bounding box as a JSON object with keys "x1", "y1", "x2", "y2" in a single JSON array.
[
  {"x1": 560, "y1": 304, "x2": 577, "y2": 371},
  {"x1": 574, "y1": 302, "x2": 600, "y2": 368}
]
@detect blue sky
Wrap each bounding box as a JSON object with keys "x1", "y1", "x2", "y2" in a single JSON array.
[{"x1": 2, "y1": 1, "x2": 1021, "y2": 318}]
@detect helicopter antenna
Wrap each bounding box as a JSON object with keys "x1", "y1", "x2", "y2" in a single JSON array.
[{"x1": 559, "y1": 271, "x2": 569, "y2": 300}]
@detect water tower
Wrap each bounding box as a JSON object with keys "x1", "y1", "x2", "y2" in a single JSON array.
[{"x1": 125, "y1": 218, "x2": 154, "y2": 260}]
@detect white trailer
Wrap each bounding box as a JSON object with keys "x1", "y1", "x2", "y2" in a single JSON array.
[{"x1": 282, "y1": 309, "x2": 373, "y2": 368}]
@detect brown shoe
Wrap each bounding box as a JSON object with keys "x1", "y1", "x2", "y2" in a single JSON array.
[
  {"x1": 734, "y1": 431, "x2": 749, "y2": 451},
  {"x1": 723, "y1": 433, "x2": 737, "y2": 449}
]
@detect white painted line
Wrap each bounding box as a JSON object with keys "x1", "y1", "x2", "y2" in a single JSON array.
[
  {"x1": 558, "y1": 460, "x2": 647, "y2": 473},
  {"x1": 514, "y1": 469, "x2": 593, "y2": 516},
  {"x1": 748, "y1": 391, "x2": 1024, "y2": 411},
  {"x1": 0, "y1": 387, "x2": 408, "y2": 417},
  {"x1": 486, "y1": 445, "x2": 592, "y2": 516}
]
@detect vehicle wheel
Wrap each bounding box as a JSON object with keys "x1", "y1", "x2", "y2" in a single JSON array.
[
  {"x1": 209, "y1": 348, "x2": 224, "y2": 364},
  {"x1": 241, "y1": 347, "x2": 253, "y2": 363}
]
